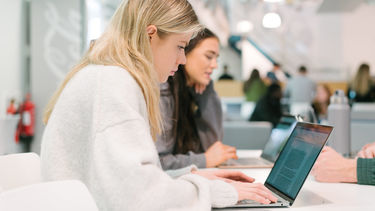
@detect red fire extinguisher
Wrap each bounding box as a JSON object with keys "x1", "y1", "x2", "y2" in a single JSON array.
[{"x1": 15, "y1": 93, "x2": 35, "y2": 143}]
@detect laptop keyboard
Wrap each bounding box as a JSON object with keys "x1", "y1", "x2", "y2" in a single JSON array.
[{"x1": 237, "y1": 199, "x2": 283, "y2": 205}]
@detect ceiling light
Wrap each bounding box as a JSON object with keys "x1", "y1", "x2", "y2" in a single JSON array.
[
  {"x1": 236, "y1": 20, "x2": 254, "y2": 34},
  {"x1": 262, "y1": 12, "x2": 282, "y2": 29}
]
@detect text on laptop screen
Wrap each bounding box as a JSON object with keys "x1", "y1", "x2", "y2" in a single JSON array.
[{"x1": 265, "y1": 123, "x2": 331, "y2": 199}]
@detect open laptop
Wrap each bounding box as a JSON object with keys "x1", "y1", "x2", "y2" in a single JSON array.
[
  {"x1": 220, "y1": 122, "x2": 333, "y2": 208},
  {"x1": 219, "y1": 114, "x2": 300, "y2": 168}
]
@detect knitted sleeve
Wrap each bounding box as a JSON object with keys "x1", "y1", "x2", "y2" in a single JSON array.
[{"x1": 357, "y1": 158, "x2": 375, "y2": 185}]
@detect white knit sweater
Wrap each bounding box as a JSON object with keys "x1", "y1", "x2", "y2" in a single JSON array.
[{"x1": 40, "y1": 65, "x2": 238, "y2": 211}]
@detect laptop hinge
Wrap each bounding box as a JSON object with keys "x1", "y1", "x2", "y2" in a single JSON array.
[{"x1": 265, "y1": 183, "x2": 294, "y2": 206}]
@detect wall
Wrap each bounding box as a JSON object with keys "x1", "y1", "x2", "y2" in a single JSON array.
[
  {"x1": 0, "y1": 0, "x2": 23, "y2": 117},
  {"x1": 342, "y1": 4, "x2": 375, "y2": 78},
  {"x1": 211, "y1": 46, "x2": 242, "y2": 81},
  {"x1": 225, "y1": 1, "x2": 375, "y2": 82},
  {"x1": 31, "y1": 0, "x2": 83, "y2": 153}
]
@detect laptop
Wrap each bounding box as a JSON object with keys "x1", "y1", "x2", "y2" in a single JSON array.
[
  {"x1": 219, "y1": 115, "x2": 300, "y2": 168},
  {"x1": 220, "y1": 122, "x2": 333, "y2": 208}
]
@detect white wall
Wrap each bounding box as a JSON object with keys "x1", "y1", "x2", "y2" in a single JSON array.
[
  {"x1": 342, "y1": 4, "x2": 375, "y2": 78},
  {"x1": 241, "y1": 39, "x2": 273, "y2": 80},
  {"x1": 31, "y1": 0, "x2": 82, "y2": 153},
  {"x1": 0, "y1": 0, "x2": 23, "y2": 117},
  {"x1": 212, "y1": 45, "x2": 242, "y2": 80}
]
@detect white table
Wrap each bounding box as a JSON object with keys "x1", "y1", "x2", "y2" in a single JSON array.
[{"x1": 218, "y1": 150, "x2": 375, "y2": 211}]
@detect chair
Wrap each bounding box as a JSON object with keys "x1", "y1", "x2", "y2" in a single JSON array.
[
  {"x1": 0, "y1": 180, "x2": 99, "y2": 211},
  {"x1": 0, "y1": 153, "x2": 41, "y2": 191}
]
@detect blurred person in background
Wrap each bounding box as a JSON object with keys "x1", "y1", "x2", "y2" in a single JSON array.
[
  {"x1": 312, "y1": 84, "x2": 331, "y2": 122},
  {"x1": 249, "y1": 83, "x2": 283, "y2": 127},
  {"x1": 284, "y1": 66, "x2": 316, "y2": 104},
  {"x1": 218, "y1": 64, "x2": 234, "y2": 80},
  {"x1": 348, "y1": 63, "x2": 375, "y2": 103},
  {"x1": 266, "y1": 63, "x2": 287, "y2": 84},
  {"x1": 243, "y1": 69, "x2": 267, "y2": 102}
]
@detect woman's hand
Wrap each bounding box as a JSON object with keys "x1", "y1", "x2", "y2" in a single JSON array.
[
  {"x1": 192, "y1": 169, "x2": 254, "y2": 183},
  {"x1": 312, "y1": 146, "x2": 357, "y2": 183},
  {"x1": 357, "y1": 142, "x2": 375, "y2": 158},
  {"x1": 191, "y1": 169, "x2": 277, "y2": 204},
  {"x1": 205, "y1": 141, "x2": 238, "y2": 168},
  {"x1": 230, "y1": 181, "x2": 278, "y2": 204}
]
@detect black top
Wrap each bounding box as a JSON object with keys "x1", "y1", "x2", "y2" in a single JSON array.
[
  {"x1": 347, "y1": 85, "x2": 375, "y2": 103},
  {"x1": 218, "y1": 73, "x2": 234, "y2": 80},
  {"x1": 249, "y1": 95, "x2": 282, "y2": 127}
]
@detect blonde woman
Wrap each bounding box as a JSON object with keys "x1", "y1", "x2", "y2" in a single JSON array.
[
  {"x1": 41, "y1": 0, "x2": 276, "y2": 210},
  {"x1": 348, "y1": 63, "x2": 375, "y2": 102}
]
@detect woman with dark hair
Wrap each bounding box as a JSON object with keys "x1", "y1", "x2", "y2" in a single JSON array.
[
  {"x1": 243, "y1": 69, "x2": 267, "y2": 102},
  {"x1": 249, "y1": 83, "x2": 283, "y2": 127},
  {"x1": 156, "y1": 28, "x2": 238, "y2": 170}
]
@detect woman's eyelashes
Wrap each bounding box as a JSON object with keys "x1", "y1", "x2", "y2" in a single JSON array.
[
  {"x1": 178, "y1": 45, "x2": 186, "y2": 50},
  {"x1": 205, "y1": 54, "x2": 213, "y2": 60}
]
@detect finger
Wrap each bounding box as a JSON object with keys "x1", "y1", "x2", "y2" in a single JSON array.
[
  {"x1": 225, "y1": 146, "x2": 237, "y2": 153},
  {"x1": 245, "y1": 186, "x2": 277, "y2": 203},
  {"x1": 321, "y1": 146, "x2": 330, "y2": 152},
  {"x1": 227, "y1": 172, "x2": 255, "y2": 183},
  {"x1": 246, "y1": 194, "x2": 271, "y2": 204},
  {"x1": 224, "y1": 145, "x2": 236, "y2": 150},
  {"x1": 364, "y1": 149, "x2": 374, "y2": 158},
  {"x1": 357, "y1": 150, "x2": 364, "y2": 158},
  {"x1": 215, "y1": 171, "x2": 255, "y2": 183},
  {"x1": 362, "y1": 143, "x2": 371, "y2": 150},
  {"x1": 225, "y1": 151, "x2": 238, "y2": 160}
]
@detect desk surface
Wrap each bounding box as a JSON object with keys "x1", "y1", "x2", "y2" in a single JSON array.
[{"x1": 218, "y1": 150, "x2": 374, "y2": 211}]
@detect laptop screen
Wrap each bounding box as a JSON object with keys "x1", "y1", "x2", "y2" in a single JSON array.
[
  {"x1": 261, "y1": 115, "x2": 298, "y2": 162},
  {"x1": 265, "y1": 122, "x2": 332, "y2": 201}
]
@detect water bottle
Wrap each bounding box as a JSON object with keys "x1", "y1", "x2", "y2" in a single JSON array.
[{"x1": 327, "y1": 90, "x2": 351, "y2": 156}]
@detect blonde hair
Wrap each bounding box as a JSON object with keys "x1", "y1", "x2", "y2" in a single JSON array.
[
  {"x1": 43, "y1": 0, "x2": 202, "y2": 140},
  {"x1": 351, "y1": 63, "x2": 371, "y2": 96}
]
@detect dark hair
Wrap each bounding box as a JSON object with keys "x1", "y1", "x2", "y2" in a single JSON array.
[
  {"x1": 243, "y1": 69, "x2": 261, "y2": 92},
  {"x1": 166, "y1": 28, "x2": 218, "y2": 154},
  {"x1": 266, "y1": 83, "x2": 282, "y2": 99},
  {"x1": 299, "y1": 66, "x2": 307, "y2": 73}
]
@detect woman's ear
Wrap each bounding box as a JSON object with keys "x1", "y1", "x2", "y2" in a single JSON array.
[{"x1": 146, "y1": 25, "x2": 158, "y2": 40}]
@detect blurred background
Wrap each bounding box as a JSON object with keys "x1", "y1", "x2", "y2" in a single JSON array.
[{"x1": 1, "y1": 0, "x2": 375, "y2": 155}]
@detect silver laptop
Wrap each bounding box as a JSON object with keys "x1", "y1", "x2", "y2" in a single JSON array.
[
  {"x1": 219, "y1": 115, "x2": 300, "y2": 168},
  {"x1": 220, "y1": 122, "x2": 333, "y2": 208}
]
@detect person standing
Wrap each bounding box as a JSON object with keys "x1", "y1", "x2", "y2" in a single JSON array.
[
  {"x1": 284, "y1": 66, "x2": 316, "y2": 104},
  {"x1": 243, "y1": 69, "x2": 267, "y2": 102}
]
